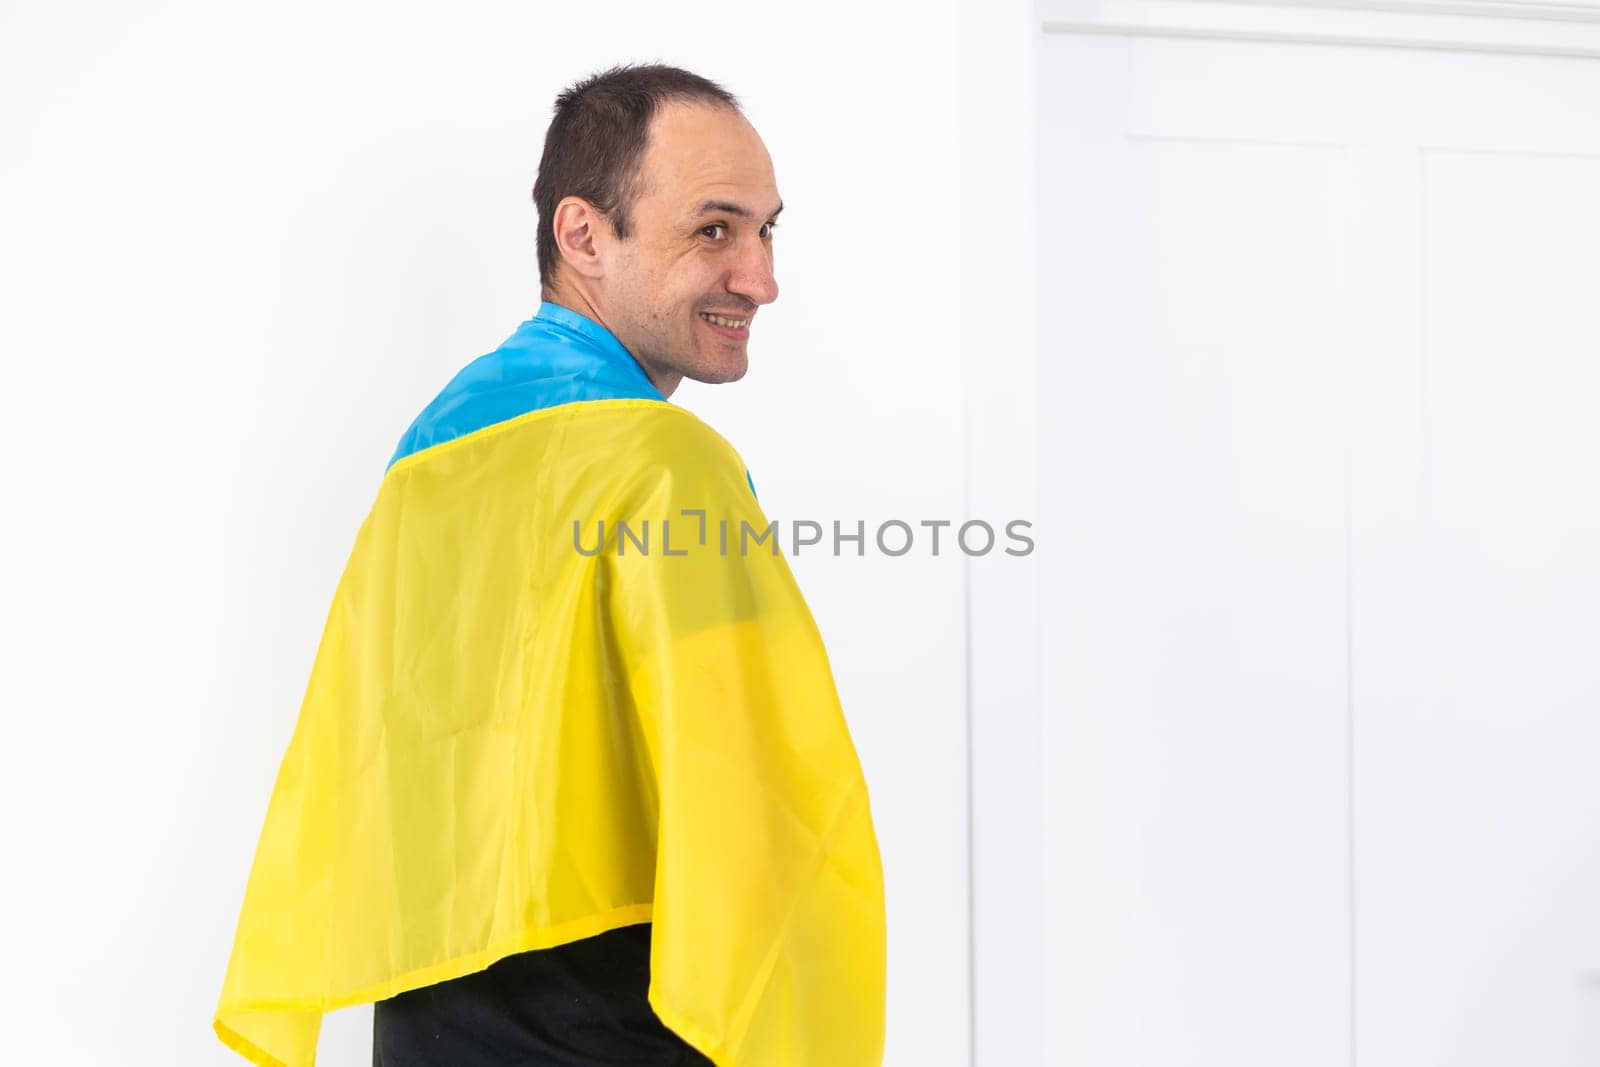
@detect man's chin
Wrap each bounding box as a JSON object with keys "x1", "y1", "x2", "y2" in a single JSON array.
[
  {"x1": 689, "y1": 360, "x2": 748, "y2": 385},
  {"x1": 683, "y1": 347, "x2": 749, "y2": 384}
]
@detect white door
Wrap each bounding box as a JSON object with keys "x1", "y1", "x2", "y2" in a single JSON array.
[{"x1": 1032, "y1": 8, "x2": 1600, "y2": 1066}]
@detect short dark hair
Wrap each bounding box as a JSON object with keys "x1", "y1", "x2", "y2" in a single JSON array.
[{"x1": 532, "y1": 63, "x2": 742, "y2": 291}]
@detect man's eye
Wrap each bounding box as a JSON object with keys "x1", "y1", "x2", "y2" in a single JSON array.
[{"x1": 698, "y1": 222, "x2": 779, "y2": 240}]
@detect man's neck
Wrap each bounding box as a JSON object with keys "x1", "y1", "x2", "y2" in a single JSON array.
[{"x1": 540, "y1": 285, "x2": 681, "y2": 399}]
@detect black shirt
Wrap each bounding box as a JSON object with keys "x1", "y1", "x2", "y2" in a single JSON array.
[{"x1": 371, "y1": 921, "x2": 716, "y2": 1066}]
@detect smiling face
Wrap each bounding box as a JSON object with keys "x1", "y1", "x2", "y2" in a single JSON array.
[{"x1": 547, "y1": 101, "x2": 782, "y2": 397}]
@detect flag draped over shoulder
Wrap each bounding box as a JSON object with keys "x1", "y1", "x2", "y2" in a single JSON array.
[{"x1": 213, "y1": 396, "x2": 887, "y2": 1067}]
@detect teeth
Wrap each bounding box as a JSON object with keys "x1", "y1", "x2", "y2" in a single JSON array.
[{"x1": 701, "y1": 313, "x2": 747, "y2": 328}]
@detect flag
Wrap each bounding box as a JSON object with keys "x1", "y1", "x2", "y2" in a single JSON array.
[{"x1": 212, "y1": 388, "x2": 886, "y2": 1067}]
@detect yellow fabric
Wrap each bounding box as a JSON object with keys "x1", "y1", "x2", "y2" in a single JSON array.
[{"x1": 213, "y1": 397, "x2": 886, "y2": 1067}]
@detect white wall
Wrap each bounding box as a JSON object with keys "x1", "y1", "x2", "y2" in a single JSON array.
[{"x1": 0, "y1": 2, "x2": 1021, "y2": 1063}]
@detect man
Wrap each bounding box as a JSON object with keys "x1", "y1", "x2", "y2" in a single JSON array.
[{"x1": 212, "y1": 63, "x2": 886, "y2": 1067}]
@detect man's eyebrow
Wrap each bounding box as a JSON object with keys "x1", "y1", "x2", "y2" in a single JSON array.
[{"x1": 689, "y1": 199, "x2": 784, "y2": 221}]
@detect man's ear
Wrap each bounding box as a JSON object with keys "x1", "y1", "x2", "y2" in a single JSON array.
[{"x1": 552, "y1": 196, "x2": 609, "y2": 281}]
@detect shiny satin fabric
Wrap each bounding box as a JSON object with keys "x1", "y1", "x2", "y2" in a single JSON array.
[{"x1": 212, "y1": 397, "x2": 887, "y2": 1067}]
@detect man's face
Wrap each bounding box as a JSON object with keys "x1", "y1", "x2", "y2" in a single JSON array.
[{"x1": 595, "y1": 102, "x2": 781, "y2": 391}]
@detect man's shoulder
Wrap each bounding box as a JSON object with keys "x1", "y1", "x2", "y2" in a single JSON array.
[
  {"x1": 379, "y1": 396, "x2": 753, "y2": 516},
  {"x1": 386, "y1": 314, "x2": 663, "y2": 473},
  {"x1": 587, "y1": 402, "x2": 752, "y2": 505},
  {"x1": 618, "y1": 401, "x2": 740, "y2": 464}
]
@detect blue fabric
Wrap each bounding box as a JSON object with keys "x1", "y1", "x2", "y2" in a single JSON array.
[
  {"x1": 386, "y1": 301, "x2": 668, "y2": 472},
  {"x1": 387, "y1": 301, "x2": 757, "y2": 500}
]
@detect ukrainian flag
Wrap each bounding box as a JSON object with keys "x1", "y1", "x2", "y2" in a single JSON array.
[{"x1": 212, "y1": 302, "x2": 887, "y2": 1066}]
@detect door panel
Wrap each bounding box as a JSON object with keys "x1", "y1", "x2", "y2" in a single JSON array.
[{"x1": 1035, "y1": 26, "x2": 1600, "y2": 1067}]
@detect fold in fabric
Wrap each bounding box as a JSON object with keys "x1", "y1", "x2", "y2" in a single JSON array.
[{"x1": 213, "y1": 397, "x2": 886, "y2": 1067}]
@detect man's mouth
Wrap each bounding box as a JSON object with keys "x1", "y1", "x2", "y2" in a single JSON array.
[{"x1": 700, "y1": 311, "x2": 751, "y2": 338}]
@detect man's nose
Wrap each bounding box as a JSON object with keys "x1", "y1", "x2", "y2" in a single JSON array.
[{"x1": 727, "y1": 240, "x2": 779, "y2": 306}]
